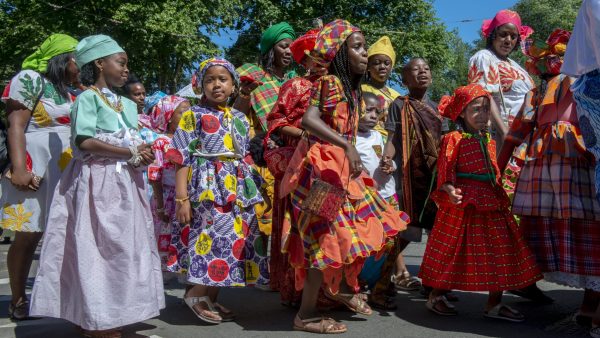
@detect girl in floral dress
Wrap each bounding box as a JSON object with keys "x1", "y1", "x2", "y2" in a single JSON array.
[
  {"x1": 168, "y1": 58, "x2": 267, "y2": 324},
  {"x1": 419, "y1": 84, "x2": 541, "y2": 321},
  {"x1": 146, "y1": 95, "x2": 190, "y2": 270}
]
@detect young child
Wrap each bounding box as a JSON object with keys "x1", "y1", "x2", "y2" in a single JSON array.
[
  {"x1": 356, "y1": 92, "x2": 399, "y2": 310},
  {"x1": 146, "y1": 95, "x2": 190, "y2": 271},
  {"x1": 283, "y1": 19, "x2": 408, "y2": 334},
  {"x1": 30, "y1": 35, "x2": 164, "y2": 337},
  {"x1": 167, "y1": 58, "x2": 267, "y2": 324},
  {"x1": 418, "y1": 84, "x2": 541, "y2": 321}
]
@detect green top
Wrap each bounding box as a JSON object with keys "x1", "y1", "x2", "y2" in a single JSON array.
[{"x1": 70, "y1": 89, "x2": 138, "y2": 147}]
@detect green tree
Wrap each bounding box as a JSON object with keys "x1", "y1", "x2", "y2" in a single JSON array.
[
  {"x1": 225, "y1": 0, "x2": 456, "y2": 95},
  {"x1": 429, "y1": 29, "x2": 472, "y2": 101},
  {"x1": 0, "y1": 0, "x2": 241, "y2": 92}
]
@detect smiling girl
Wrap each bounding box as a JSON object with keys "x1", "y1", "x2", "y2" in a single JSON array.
[
  {"x1": 168, "y1": 58, "x2": 266, "y2": 325},
  {"x1": 30, "y1": 35, "x2": 164, "y2": 338}
]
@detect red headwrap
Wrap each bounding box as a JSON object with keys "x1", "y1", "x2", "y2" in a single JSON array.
[
  {"x1": 481, "y1": 9, "x2": 534, "y2": 41},
  {"x1": 438, "y1": 84, "x2": 491, "y2": 121},
  {"x1": 290, "y1": 29, "x2": 320, "y2": 65},
  {"x1": 524, "y1": 28, "x2": 571, "y2": 76}
]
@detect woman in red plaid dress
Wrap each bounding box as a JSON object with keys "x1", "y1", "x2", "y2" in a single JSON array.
[
  {"x1": 499, "y1": 29, "x2": 600, "y2": 323},
  {"x1": 419, "y1": 84, "x2": 541, "y2": 321}
]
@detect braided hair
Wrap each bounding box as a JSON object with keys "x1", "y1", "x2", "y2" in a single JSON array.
[{"x1": 330, "y1": 42, "x2": 362, "y2": 113}]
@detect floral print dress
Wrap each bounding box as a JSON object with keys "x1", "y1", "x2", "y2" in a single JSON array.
[{"x1": 0, "y1": 70, "x2": 74, "y2": 232}]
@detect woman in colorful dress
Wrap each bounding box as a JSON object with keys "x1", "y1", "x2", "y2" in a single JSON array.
[
  {"x1": 419, "y1": 84, "x2": 541, "y2": 321},
  {"x1": 0, "y1": 33, "x2": 79, "y2": 320},
  {"x1": 499, "y1": 28, "x2": 600, "y2": 329},
  {"x1": 146, "y1": 95, "x2": 190, "y2": 270},
  {"x1": 468, "y1": 9, "x2": 535, "y2": 148},
  {"x1": 30, "y1": 35, "x2": 164, "y2": 338},
  {"x1": 168, "y1": 58, "x2": 267, "y2": 324},
  {"x1": 361, "y1": 36, "x2": 401, "y2": 138},
  {"x1": 266, "y1": 28, "x2": 328, "y2": 306},
  {"x1": 283, "y1": 19, "x2": 408, "y2": 333}
]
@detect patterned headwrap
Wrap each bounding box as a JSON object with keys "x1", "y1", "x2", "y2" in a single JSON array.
[
  {"x1": 22, "y1": 33, "x2": 78, "y2": 73},
  {"x1": 191, "y1": 58, "x2": 239, "y2": 95},
  {"x1": 524, "y1": 28, "x2": 571, "y2": 76},
  {"x1": 312, "y1": 19, "x2": 361, "y2": 67},
  {"x1": 144, "y1": 91, "x2": 167, "y2": 114},
  {"x1": 260, "y1": 22, "x2": 296, "y2": 55},
  {"x1": 290, "y1": 28, "x2": 320, "y2": 65},
  {"x1": 368, "y1": 36, "x2": 396, "y2": 67},
  {"x1": 438, "y1": 84, "x2": 491, "y2": 121},
  {"x1": 481, "y1": 9, "x2": 534, "y2": 41},
  {"x1": 149, "y1": 95, "x2": 189, "y2": 133}
]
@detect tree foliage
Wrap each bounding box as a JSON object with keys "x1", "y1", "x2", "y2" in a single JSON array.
[
  {"x1": 225, "y1": 0, "x2": 456, "y2": 96},
  {"x1": 0, "y1": 0, "x2": 241, "y2": 92}
]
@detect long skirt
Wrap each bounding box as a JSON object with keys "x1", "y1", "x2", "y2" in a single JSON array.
[
  {"x1": 30, "y1": 159, "x2": 165, "y2": 330},
  {"x1": 419, "y1": 206, "x2": 542, "y2": 291},
  {"x1": 522, "y1": 216, "x2": 600, "y2": 291},
  {"x1": 166, "y1": 200, "x2": 269, "y2": 287}
]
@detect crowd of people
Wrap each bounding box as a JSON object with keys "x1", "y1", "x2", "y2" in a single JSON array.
[{"x1": 0, "y1": 1, "x2": 599, "y2": 337}]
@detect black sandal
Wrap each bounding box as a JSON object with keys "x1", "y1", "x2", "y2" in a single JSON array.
[{"x1": 369, "y1": 295, "x2": 398, "y2": 311}]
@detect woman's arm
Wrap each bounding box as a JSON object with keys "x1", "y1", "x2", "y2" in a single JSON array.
[
  {"x1": 489, "y1": 98, "x2": 508, "y2": 140},
  {"x1": 5, "y1": 99, "x2": 36, "y2": 190},
  {"x1": 76, "y1": 137, "x2": 154, "y2": 165},
  {"x1": 278, "y1": 126, "x2": 304, "y2": 138},
  {"x1": 301, "y1": 106, "x2": 362, "y2": 177}
]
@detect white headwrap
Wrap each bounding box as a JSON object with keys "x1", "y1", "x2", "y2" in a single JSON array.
[{"x1": 562, "y1": 0, "x2": 600, "y2": 77}]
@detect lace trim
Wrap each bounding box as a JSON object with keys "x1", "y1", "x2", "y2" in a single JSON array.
[{"x1": 544, "y1": 271, "x2": 600, "y2": 291}]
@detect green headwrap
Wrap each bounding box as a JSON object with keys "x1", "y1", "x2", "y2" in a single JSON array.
[
  {"x1": 75, "y1": 34, "x2": 125, "y2": 68},
  {"x1": 260, "y1": 22, "x2": 296, "y2": 55},
  {"x1": 21, "y1": 33, "x2": 78, "y2": 73}
]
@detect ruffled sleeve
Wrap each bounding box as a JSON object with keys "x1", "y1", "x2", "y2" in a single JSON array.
[
  {"x1": 166, "y1": 109, "x2": 198, "y2": 166},
  {"x1": 310, "y1": 75, "x2": 344, "y2": 113},
  {"x1": 468, "y1": 50, "x2": 501, "y2": 94},
  {"x1": 1, "y1": 70, "x2": 44, "y2": 110},
  {"x1": 71, "y1": 90, "x2": 99, "y2": 144}
]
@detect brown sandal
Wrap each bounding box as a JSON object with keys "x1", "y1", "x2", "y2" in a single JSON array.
[
  {"x1": 324, "y1": 290, "x2": 373, "y2": 316},
  {"x1": 293, "y1": 315, "x2": 347, "y2": 334},
  {"x1": 392, "y1": 271, "x2": 422, "y2": 291}
]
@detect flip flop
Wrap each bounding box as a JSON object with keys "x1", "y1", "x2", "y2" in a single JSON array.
[
  {"x1": 484, "y1": 304, "x2": 525, "y2": 323},
  {"x1": 184, "y1": 296, "x2": 222, "y2": 324},
  {"x1": 293, "y1": 315, "x2": 347, "y2": 334}
]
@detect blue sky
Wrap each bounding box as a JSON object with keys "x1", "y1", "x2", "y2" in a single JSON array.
[{"x1": 209, "y1": 0, "x2": 520, "y2": 50}]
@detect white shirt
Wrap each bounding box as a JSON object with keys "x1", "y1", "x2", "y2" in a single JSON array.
[{"x1": 356, "y1": 130, "x2": 396, "y2": 199}]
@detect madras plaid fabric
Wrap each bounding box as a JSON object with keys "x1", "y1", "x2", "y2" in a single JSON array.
[
  {"x1": 236, "y1": 63, "x2": 265, "y2": 83},
  {"x1": 513, "y1": 153, "x2": 600, "y2": 220},
  {"x1": 313, "y1": 19, "x2": 361, "y2": 65},
  {"x1": 251, "y1": 80, "x2": 280, "y2": 131},
  {"x1": 521, "y1": 216, "x2": 600, "y2": 276}
]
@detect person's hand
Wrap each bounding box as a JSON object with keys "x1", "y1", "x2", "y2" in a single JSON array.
[
  {"x1": 10, "y1": 169, "x2": 38, "y2": 191},
  {"x1": 176, "y1": 199, "x2": 192, "y2": 224},
  {"x1": 344, "y1": 144, "x2": 364, "y2": 179},
  {"x1": 137, "y1": 143, "x2": 155, "y2": 166},
  {"x1": 379, "y1": 156, "x2": 395, "y2": 175},
  {"x1": 239, "y1": 79, "x2": 260, "y2": 98},
  {"x1": 266, "y1": 137, "x2": 279, "y2": 150},
  {"x1": 442, "y1": 183, "x2": 462, "y2": 205}
]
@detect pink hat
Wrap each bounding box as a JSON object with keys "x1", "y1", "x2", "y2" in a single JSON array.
[{"x1": 481, "y1": 10, "x2": 534, "y2": 41}]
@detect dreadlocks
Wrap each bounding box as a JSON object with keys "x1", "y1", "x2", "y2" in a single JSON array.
[{"x1": 330, "y1": 42, "x2": 362, "y2": 112}]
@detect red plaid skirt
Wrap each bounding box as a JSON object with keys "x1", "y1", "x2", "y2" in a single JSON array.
[
  {"x1": 521, "y1": 216, "x2": 600, "y2": 276},
  {"x1": 419, "y1": 206, "x2": 542, "y2": 291}
]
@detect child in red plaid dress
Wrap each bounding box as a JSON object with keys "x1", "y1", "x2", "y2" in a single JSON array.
[{"x1": 419, "y1": 84, "x2": 541, "y2": 321}]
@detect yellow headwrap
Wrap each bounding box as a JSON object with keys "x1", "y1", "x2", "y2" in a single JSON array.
[{"x1": 368, "y1": 36, "x2": 396, "y2": 67}]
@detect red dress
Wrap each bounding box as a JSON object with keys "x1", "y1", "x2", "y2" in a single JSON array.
[{"x1": 419, "y1": 131, "x2": 541, "y2": 291}]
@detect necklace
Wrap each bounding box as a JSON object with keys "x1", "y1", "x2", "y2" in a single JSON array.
[{"x1": 90, "y1": 86, "x2": 123, "y2": 113}]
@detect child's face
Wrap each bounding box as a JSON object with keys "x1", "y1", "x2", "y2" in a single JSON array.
[
  {"x1": 346, "y1": 33, "x2": 368, "y2": 76},
  {"x1": 460, "y1": 97, "x2": 490, "y2": 132},
  {"x1": 97, "y1": 52, "x2": 129, "y2": 88},
  {"x1": 367, "y1": 54, "x2": 393, "y2": 83},
  {"x1": 402, "y1": 58, "x2": 431, "y2": 91},
  {"x1": 168, "y1": 101, "x2": 190, "y2": 133},
  {"x1": 358, "y1": 97, "x2": 381, "y2": 132},
  {"x1": 202, "y1": 66, "x2": 234, "y2": 106}
]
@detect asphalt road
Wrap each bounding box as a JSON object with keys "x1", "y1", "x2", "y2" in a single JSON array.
[{"x1": 0, "y1": 235, "x2": 594, "y2": 338}]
